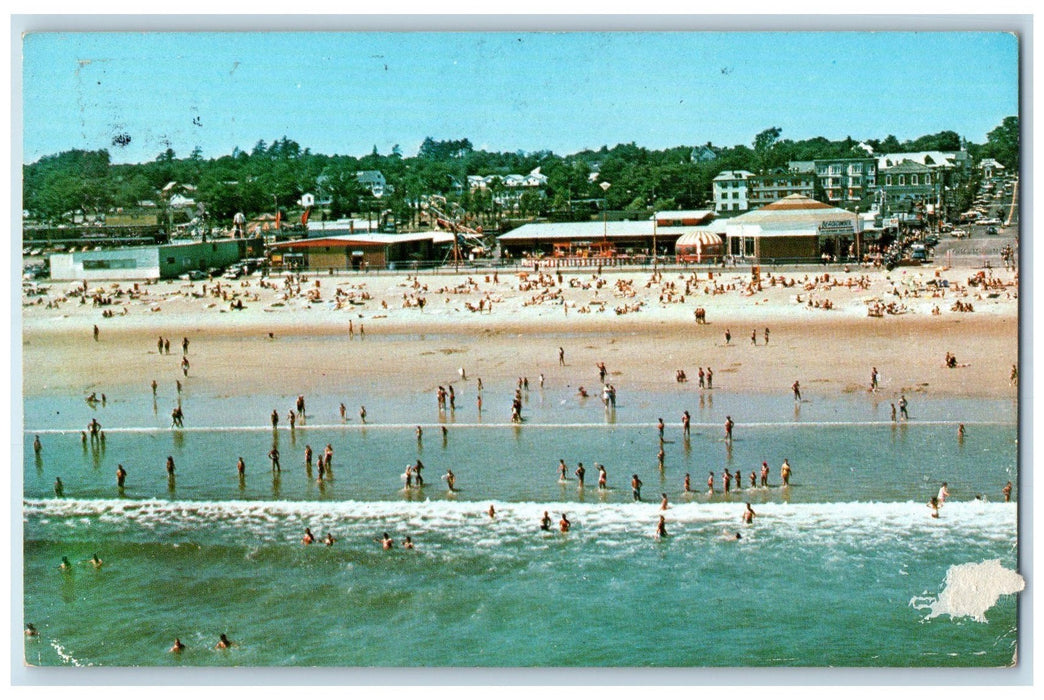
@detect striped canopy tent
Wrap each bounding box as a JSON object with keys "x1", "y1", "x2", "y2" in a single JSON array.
[{"x1": 675, "y1": 229, "x2": 724, "y2": 262}]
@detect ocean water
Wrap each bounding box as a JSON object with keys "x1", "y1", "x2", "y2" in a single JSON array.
[{"x1": 21, "y1": 388, "x2": 1020, "y2": 668}]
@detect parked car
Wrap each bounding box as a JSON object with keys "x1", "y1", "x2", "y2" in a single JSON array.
[
  {"x1": 178, "y1": 269, "x2": 206, "y2": 281},
  {"x1": 986, "y1": 226, "x2": 999, "y2": 235},
  {"x1": 950, "y1": 229, "x2": 969, "y2": 239},
  {"x1": 923, "y1": 235, "x2": 939, "y2": 247}
]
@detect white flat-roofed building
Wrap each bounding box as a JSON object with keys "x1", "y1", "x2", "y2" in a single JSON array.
[{"x1": 712, "y1": 170, "x2": 753, "y2": 214}]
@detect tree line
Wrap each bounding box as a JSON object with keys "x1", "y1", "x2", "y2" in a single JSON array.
[{"x1": 22, "y1": 118, "x2": 1018, "y2": 229}]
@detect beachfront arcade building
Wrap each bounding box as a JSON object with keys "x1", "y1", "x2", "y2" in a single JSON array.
[{"x1": 723, "y1": 194, "x2": 860, "y2": 263}]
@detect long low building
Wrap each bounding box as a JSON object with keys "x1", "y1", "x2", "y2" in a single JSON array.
[
  {"x1": 498, "y1": 210, "x2": 717, "y2": 259},
  {"x1": 723, "y1": 194, "x2": 861, "y2": 262},
  {"x1": 268, "y1": 231, "x2": 456, "y2": 270},
  {"x1": 49, "y1": 238, "x2": 263, "y2": 280}
]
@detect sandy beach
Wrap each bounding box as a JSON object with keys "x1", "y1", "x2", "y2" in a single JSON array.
[{"x1": 21, "y1": 262, "x2": 1019, "y2": 404}]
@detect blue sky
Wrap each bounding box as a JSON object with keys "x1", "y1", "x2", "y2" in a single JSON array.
[{"x1": 20, "y1": 31, "x2": 1019, "y2": 164}]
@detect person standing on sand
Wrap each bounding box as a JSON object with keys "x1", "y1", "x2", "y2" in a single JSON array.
[
  {"x1": 559, "y1": 347, "x2": 565, "y2": 366},
  {"x1": 1010, "y1": 364, "x2": 1018, "y2": 386},
  {"x1": 764, "y1": 327, "x2": 770, "y2": 345},
  {"x1": 792, "y1": 381, "x2": 801, "y2": 401},
  {"x1": 93, "y1": 324, "x2": 99, "y2": 341},
  {"x1": 870, "y1": 367, "x2": 879, "y2": 392},
  {"x1": 706, "y1": 368, "x2": 713, "y2": 389},
  {"x1": 725, "y1": 328, "x2": 731, "y2": 345},
  {"x1": 359, "y1": 406, "x2": 367, "y2": 423},
  {"x1": 698, "y1": 367, "x2": 705, "y2": 389},
  {"x1": 751, "y1": 329, "x2": 757, "y2": 346}
]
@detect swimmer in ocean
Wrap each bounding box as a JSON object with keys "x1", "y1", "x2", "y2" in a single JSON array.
[
  {"x1": 742, "y1": 503, "x2": 755, "y2": 524},
  {"x1": 25, "y1": 623, "x2": 39, "y2": 637},
  {"x1": 540, "y1": 511, "x2": 552, "y2": 531},
  {"x1": 558, "y1": 459, "x2": 568, "y2": 481},
  {"x1": 169, "y1": 638, "x2": 185, "y2": 653},
  {"x1": 302, "y1": 528, "x2": 315, "y2": 545},
  {"x1": 683, "y1": 473, "x2": 691, "y2": 493},
  {"x1": 928, "y1": 496, "x2": 940, "y2": 519},
  {"x1": 655, "y1": 515, "x2": 668, "y2": 538},
  {"x1": 559, "y1": 514, "x2": 571, "y2": 532},
  {"x1": 59, "y1": 556, "x2": 72, "y2": 571},
  {"x1": 937, "y1": 482, "x2": 950, "y2": 503},
  {"x1": 323, "y1": 533, "x2": 336, "y2": 547},
  {"x1": 54, "y1": 477, "x2": 64, "y2": 498},
  {"x1": 597, "y1": 464, "x2": 607, "y2": 490},
  {"x1": 90, "y1": 553, "x2": 103, "y2": 568},
  {"x1": 707, "y1": 471, "x2": 715, "y2": 494},
  {"x1": 444, "y1": 470, "x2": 456, "y2": 492},
  {"x1": 216, "y1": 633, "x2": 235, "y2": 649},
  {"x1": 631, "y1": 474, "x2": 643, "y2": 502},
  {"x1": 403, "y1": 536, "x2": 415, "y2": 550},
  {"x1": 379, "y1": 533, "x2": 395, "y2": 550},
  {"x1": 488, "y1": 504, "x2": 496, "y2": 519},
  {"x1": 33, "y1": 435, "x2": 41, "y2": 454},
  {"x1": 660, "y1": 493, "x2": 669, "y2": 511}
]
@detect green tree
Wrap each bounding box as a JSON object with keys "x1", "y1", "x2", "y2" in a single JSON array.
[{"x1": 985, "y1": 116, "x2": 1018, "y2": 171}]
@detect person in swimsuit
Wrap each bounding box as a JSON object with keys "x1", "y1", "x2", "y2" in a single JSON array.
[
  {"x1": 742, "y1": 503, "x2": 756, "y2": 524},
  {"x1": 540, "y1": 511, "x2": 552, "y2": 531},
  {"x1": 655, "y1": 515, "x2": 668, "y2": 538},
  {"x1": 559, "y1": 514, "x2": 571, "y2": 532}
]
